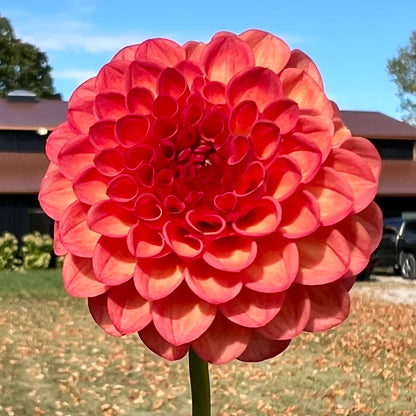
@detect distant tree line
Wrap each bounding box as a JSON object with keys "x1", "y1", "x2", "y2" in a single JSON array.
[{"x1": 0, "y1": 14, "x2": 61, "y2": 99}]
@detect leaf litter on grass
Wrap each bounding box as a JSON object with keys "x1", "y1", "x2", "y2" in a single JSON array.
[{"x1": 0, "y1": 284, "x2": 415, "y2": 415}]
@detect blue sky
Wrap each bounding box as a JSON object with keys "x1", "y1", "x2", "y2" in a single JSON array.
[{"x1": 3, "y1": 1, "x2": 416, "y2": 120}]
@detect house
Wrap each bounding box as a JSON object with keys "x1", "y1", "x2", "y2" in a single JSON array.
[
  {"x1": 1, "y1": 91, "x2": 416, "y2": 238},
  {"x1": 0, "y1": 91, "x2": 66, "y2": 238},
  {"x1": 340, "y1": 110, "x2": 416, "y2": 218}
]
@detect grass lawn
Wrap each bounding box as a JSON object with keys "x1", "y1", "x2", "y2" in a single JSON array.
[{"x1": 0, "y1": 270, "x2": 415, "y2": 416}]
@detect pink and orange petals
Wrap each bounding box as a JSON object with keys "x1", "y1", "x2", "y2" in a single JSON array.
[{"x1": 39, "y1": 29, "x2": 382, "y2": 364}]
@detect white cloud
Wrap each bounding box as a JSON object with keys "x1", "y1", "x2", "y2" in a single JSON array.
[
  {"x1": 11, "y1": 12, "x2": 148, "y2": 54},
  {"x1": 53, "y1": 69, "x2": 97, "y2": 83}
]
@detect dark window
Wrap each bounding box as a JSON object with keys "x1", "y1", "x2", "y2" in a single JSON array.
[
  {"x1": 371, "y1": 139, "x2": 413, "y2": 160},
  {"x1": 0, "y1": 130, "x2": 47, "y2": 153},
  {"x1": 0, "y1": 194, "x2": 52, "y2": 238},
  {"x1": 404, "y1": 221, "x2": 416, "y2": 235}
]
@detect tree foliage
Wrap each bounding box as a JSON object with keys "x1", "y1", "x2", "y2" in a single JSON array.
[
  {"x1": 0, "y1": 15, "x2": 61, "y2": 99},
  {"x1": 387, "y1": 32, "x2": 416, "y2": 126}
]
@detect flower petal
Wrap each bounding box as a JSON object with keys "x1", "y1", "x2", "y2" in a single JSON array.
[
  {"x1": 126, "y1": 60, "x2": 164, "y2": 96},
  {"x1": 262, "y1": 99, "x2": 300, "y2": 135},
  {"x1": 279, "y1": 132, "x2": 322, "y2": 183},
  {"x1": 94, "y1": 148, "x2": 125, "y2": 177},
  {"x1": 203, "y1": 235, "x2": 257, "y2": 272},
  {"x1": 95, "y1": 60, "x2": 130, "y2": 94},
  {"x1": 191, "y1": 313, "x2": 251, "y2": 364},
  {"x1": 238, "y1": 333, "x2": 291, "y2": 362},
  {"x1": 239, "y1": 29, "x2": 290, "y2": 73},
  {"x1": 183, "y1": 40, "x2": 205, "y2": 60},
  {"x1": 229, "y1": 100, "x2": 258, "y2": 136},
  {"x1": 338, "y1": 202, "x2": 383, "y2": 275},
  {"x1": 163, "y1": 221, "x2": 203, "y2": 259},
  {"x1": 73, "y1": 167, "x2": 109, "y2": 205},
  {"x1": 202, "y1": 81, "x2": 227, "y2": 105},
  {"x1": 127, "y1": 223, "x2": 166, "y2": 258},
  {"x1": 325, "y1": 148, "x2": 378, "y2": 213},
  {"x1": 62, "y1": 254, "x2": 109, "y2": 297},
  {"x1": 152, "y1": 283, "x2": 217, "y2": 346},
  {"x1": 286, "y1": 49, "x2": 323, "y2": 88},
  {"x1": 88, "y1": 293, "x2": 122, "y2": 336},
  {"x1": 279, "y1": 191, "x2": 320, "y2": 239},
  {"x1": 219, "y1": 287, "x2": 285, "y2": 328},
  {"x1": 134, "y1": 254, "x2": 185, "y2": 300},
  {"x1": 89, "y1": 120, "x2": 117, "y2": 150},
  {"x1": 280, "y1": 68, "x2": 333, "y2": 117},
  {"x1": 186, "y1": 259, "x2": 243, "y2": 304},
  {"x1": 250, "y1": 121, "x2": 281, "y2": 160},
  {"x1": 93, "y1": 236, "x2": 136, "y2": 285},
  {"x1": 88, "y1": 200, "x2": 137, "y2": 238},
  {"x1": 39, "y1": 163, "x2": 76, "y2": 221},
  {"x1": 185, "y1": 210, "x2": 226, "y2": 236},
  {"x1": 331, "y1": 102, "x2": 352, "y2": 146},
  {"x1": 303, "y1": 167, "x2": 354, "y2": 226},
  {"x1": 265, "y1": 156, "x2": 302, "y2": 201},
  {"x1": 258, "y1": 284, "x2": 311, "y2": 340},
  {"x1": 60, "y1": 202, "x2": 100, "y2": 257},
  {"x1": 242, "y1": 235, "x2": 299, "y2": 293},
  {"x1": 158, "y1": 67, "x2": 187, "y2": 100},
  {"x1": 111, "y1": 44, "x2": 139, "y2": 61},
  {"x1": 126, "y1": 87, "x2": 154, "y2": 115},
  {"x1": 295, "y1": 228, "x2": 350, "y2": 285},
  {"x1": 235, "y1": 161, "x2": 265, "y2": 197},
  {"x1": 228, "y1": 67, "x2": 283, "y2": 112},
  {"x1": 45, "y1": 122, "x2": 78, "y2": 164},
  {"x1": 53, "y1": 221, "x2": 67, "y2": 256},
  {"x1": 139, "y1": 323, "x2": 189, "y2": 361},
  {"x1": 58, "y1": 134, "x2": 95, "y2": 180},
  {"x1": 107, "y1": 279, "x2": 151, "y2": 334},
  {"x1": 135, "y1": 38, "x2": 186, "y2": 66},
  {"x1": 106, "y1": 174, "x2": 139, "y2": 203},
  {"x1": 67, "y1": 95, "x2": 97, "y2": 134},
  {"x1": 115, "y1": 115, "x2": 150, "y2": 148},
  {"x1": 341, "y1": 136, "x2": 381, "y2": 181},
  {"x1": 94, "y1": 92, "x2": 126, "y2": 120},
  {"x1": 295, "y1": 114, "x2": 333, "y2": 162},
  {"x1": 304, "y1": 279, "x2": 351, "y2": 332},
  {"x1": 233, "y1": 197, "x2": 281, "y2": 237},
  {"x1": 201, "y1": 35, "x2": 254, "y2": 84}
]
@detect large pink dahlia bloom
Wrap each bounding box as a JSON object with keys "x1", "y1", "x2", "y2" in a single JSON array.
[{"x1": 39, "y1": 29, "x2": 382, "y2": 364}]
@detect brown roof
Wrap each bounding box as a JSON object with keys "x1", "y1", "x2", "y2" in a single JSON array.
[
  {"x1": 378, "y1": 160, "x2": 416, "y2": 197},
  {"x1": 0, "y1": 152, "x2": 49, "y2": 193},
  {"x1": 340, "y1": 110, "x2": 416, "y2": 140},
  {"x1": 0, "y1": 98, "x2": 67, "y2": 131}
]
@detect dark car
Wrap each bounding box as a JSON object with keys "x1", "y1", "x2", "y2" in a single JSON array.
[
  {"x1": 356, "y1": 217, "x2": 414, "y2": 280},
  {"x1": 356, "y1": 225, "x2": 398, "y2": 280},
  {"x1": 395, "y1": 219, "x2": 416, "y2": 279}
]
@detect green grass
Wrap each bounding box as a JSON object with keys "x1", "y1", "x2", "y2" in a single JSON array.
[
  {"x1": 0, "y1": 268, "x2": 66, "y2": 299},
  {"x1": 0, "y1": 271, "x2": 415, "y2": 415}
]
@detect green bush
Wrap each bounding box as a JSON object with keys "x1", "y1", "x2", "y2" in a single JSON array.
[
  {"x1": 0, "y1": 232, "x2": 21, "y2": 270},
  {"x1": 20, "y1": 231, "x2": 53, "y2": 270}
]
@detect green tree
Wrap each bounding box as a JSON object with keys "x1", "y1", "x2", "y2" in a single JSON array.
[
  {"x1": 0, "y1": 15, "x2": 61, "y2": 99},
  {"x1": 387, "y1": 31, "x2": 416, "y2": 126}
]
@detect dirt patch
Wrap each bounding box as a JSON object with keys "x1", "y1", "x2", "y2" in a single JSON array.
[{"x1": 352, "y1": 275, "x2": 416, "y2": 305}]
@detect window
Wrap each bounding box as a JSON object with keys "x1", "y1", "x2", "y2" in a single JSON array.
[{"x1": 371, "y1": 139, "x2": 414, "y2": 160}]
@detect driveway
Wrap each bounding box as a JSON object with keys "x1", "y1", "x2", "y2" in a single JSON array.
[{"x1": 352, "y1": 275, "x2": 416, "y2": 305}]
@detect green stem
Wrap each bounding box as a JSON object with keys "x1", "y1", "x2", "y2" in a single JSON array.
[{"x1": 189, "y1": 348, "x2": 211, "y2": 416}]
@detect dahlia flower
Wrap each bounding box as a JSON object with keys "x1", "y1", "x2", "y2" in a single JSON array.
[{"x1": 39, "y1": 29, "x2": 382, "y2": 365}]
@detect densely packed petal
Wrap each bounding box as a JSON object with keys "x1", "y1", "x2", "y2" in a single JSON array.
[{"x1": 39, "y1": 29, "x2": 382, "y2": 364}]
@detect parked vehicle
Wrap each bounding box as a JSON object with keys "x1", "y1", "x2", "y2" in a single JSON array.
[
  {"x1": 356, "y1": 225, "x2": 397, "y2": 280},
  {"x1": 356, "y1": 217, "x2": 416, "y2": 280},
  {"x1": 395, "y1": 219, "x2": 416, "y2": 279}
]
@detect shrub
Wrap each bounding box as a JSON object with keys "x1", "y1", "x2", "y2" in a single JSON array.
[
  {"x1": 0, "y1": 232, "x2": 21, "y2": 270},
  {"x1": 20, "y1": 231, "x2": 53, "y2": 270}
]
